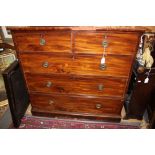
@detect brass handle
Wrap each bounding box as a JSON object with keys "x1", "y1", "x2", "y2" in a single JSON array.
[
  {"x1": 99, "y1": 63, "x2": 107, "y2": 70},
  {"x1": 102, "y1": 35, "x2": 108, "y2": 48},
  {"x1": 98, "y1": 84, "x2": 104, "y2": 91},
  {"x1": 102, "y1": 40, "x2": 108, "y2": 48},
  {"x1": 46, "y1": 81, "x2": 52, "y2": 88},
  {"x1": 42, "y1": 61, "x2": 49, "y2": 68},
  {"x1": 49, "y1": 100, "x2": 54, "y2": 105},
  {"x1": 96, "y1": 103, "x2": 102, "y2": 109},
  {"x1": 40, "y1": 38, "x2": 46, "y2": 46}
]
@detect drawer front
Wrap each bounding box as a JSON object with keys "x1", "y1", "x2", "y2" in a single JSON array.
[
  {"x1": 30, "y1": 93, "x2": 123, "y2": 115},
  {"x1": 14, "y1": 31, "x2": 71, "y2": 53},
  {"x1": 75, "y1": 32, "x2": 139, "y2": 55},
  {"x1": 26, "y1": 74, "x2": 127, "y2": 97},
  {"x1": 19, "y1": 53, "x2": 133, "y2": 78}
]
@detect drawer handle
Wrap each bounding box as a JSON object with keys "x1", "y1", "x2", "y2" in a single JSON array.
[
  {"x1": 98, "y1": 84, "x2": 104, "y2": 91},
  {"x1": 102, "y1": 35, "x2": 108, "y2": 48},
  {"x1": 99, "y1": 63, "x2": 107, "y2": 70},
  {"x1": 46, "y1": 81, "x2": 52, "y2": 88},
  {"x1": 96, "y1": 103, "x2": 102, "y2": 109},
  {"x1": 49, "y1": 100, "x2": 54, "y2": 105},
  {"x1": 100, "y1": 35, "x2": 108, "y2": 70},
  {"x1": 40, "y1": 38, "x2": 46, "y2": 46},
  {"x1": 42, "y1": 61, "x2": 49, "y2": 68},
  {"x1": 102, "y1": 40, "x2": 108, "y2": 48}
]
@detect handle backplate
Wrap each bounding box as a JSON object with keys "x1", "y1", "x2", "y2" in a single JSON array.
[{"x1": 40, "y1": 38, "x2": 46, "y2": 46}]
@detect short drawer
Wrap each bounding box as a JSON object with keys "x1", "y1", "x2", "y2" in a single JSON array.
[
  {"x1": 75, "y1": 31, "x2": 140, "y2": 55},
  {"x1": 14, "y1": 31, "x2": 71, "y2": 53},
  {"x1": 30, "y1": 93, "x2": 123, "y2": 115},
  {"x1": 26, "y1": 73, "x2": 127, "y2": 98},
  {"x1": 19, "y1": 53, "x2": 133, "y2": 78}
]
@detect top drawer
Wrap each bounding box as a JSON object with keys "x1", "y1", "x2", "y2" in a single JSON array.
[
  {"x1": 13, "y1": 31, "x2": 71, "y2": 53},
  {"x1": 74, "y1": 32, "x2": 140, "y2": 55}
]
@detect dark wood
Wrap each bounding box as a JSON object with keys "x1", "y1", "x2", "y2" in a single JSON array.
[
  {"x1": 2, "y1": 61, "x2": 29, "y2": 128},
  {"x1": 125, "y1": 68, "x2": 155, "y2": 120},
  {"x1": 125, "y1": 39, "x2": 155, "y2": 120},
  {"x1": 9, "y1": 26, "x2": 144, "y2": 122},
  {"x1": 147, "y1": 91, "x2": 155, "y2": 128},
  {"x1": 0, "y1": 43, "x2": 15, "y2": 50},
  {"x1": 25, "y1": 73, "x2": 127, "y2": 98},
  {"x1": 18, "y1": 53, "x2": 133, "y2": 78},
  {"x1": 31, "y1": 110, "x2": 121, "y2": 122}
]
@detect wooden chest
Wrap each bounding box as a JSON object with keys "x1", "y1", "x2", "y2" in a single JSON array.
[{"x1": 10, "y1": 26, "x2": 144, "y2": 122}]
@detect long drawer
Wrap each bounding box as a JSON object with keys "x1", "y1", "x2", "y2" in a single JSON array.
[
  {"x1": 25, "y1": 73, "x2": 127, "y2": 98},
  {"x1": 19, "y1": 53, "x2": 133, "y2": 78},
  {"x1": 75, "y1": 31, "x2": 139, "y2": 55},
  {"x1": 30, "y1": 93, "x2": 123, "y2": 116},
  {"x1": 14, "y1": 31, "x2": 71, "y2": 53}
]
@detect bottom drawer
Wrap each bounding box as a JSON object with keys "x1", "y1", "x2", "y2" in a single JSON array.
[{"x1": 30, "y1": 93, "x2": 123, "y2": 116}]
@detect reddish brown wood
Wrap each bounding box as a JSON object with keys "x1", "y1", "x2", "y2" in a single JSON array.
[
  {"x1": 0, "y1": 43, "x2": 15, "y2": 50},
  {"x1": 25, "y1": 73, "x2": 127, "y2": 98},
  {"x1": 18, "y1": 53, "x2": 133, "y2": 78},
  {"x1": 14, "y1": 31, "x2": 71, "y2": 53},
  {"x1": 10, "y1": 26, "x2": 145, "y2": 122},
  {"x1": 8, "y1": 26, "x2": 148, "y2": 32},
  {"x1": 31, "y1": 110, "x2": 121, "y2": 122},
  {"x1": 75, "y1": 32, "x2": 140, "y2": 55},
  {"x1": 30, "y1": 93, "x2": 123, "y2": 116}
]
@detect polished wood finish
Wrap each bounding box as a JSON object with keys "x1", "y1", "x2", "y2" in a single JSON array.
[
  {"x1": 14, "y1": 32, "x2": 71, "y2": 53},
  {"x1": 75, "y1": 32, "x2": 139, "y2": 55},
  {"x1": 10, "y1": 26, "x2": 144, "y2": 122},
  {"x1": 26, "y1": 73, "x2": 127, "y2": 97},
  {"x1": 9, "y1": 26, "x2": 147, "y2": 32},
  {"x1": 30, "y1": 93, "x2": 123, "y2": 116},
  {"x1": 31, "y1": 110, "x2": 121, "y2": 122},
  {"x1": 18, "y1": 53, "x2": 133, "y2": 78}
]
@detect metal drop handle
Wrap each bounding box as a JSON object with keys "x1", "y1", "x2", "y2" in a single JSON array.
[
  {"x1": 99, "y1": 63, "x2": 107, "y2": 70},
  {"x1": 49, "y1": 100, "x2": 54, "y2": 105},
  {"x1": 96, "y1": 103, "x2": 102, "y2": 109},
  {"x1": 98, "y1": 84, "x2": 104, "y2": 91},
  {"x1": 40, "y1": 38, "x2": 46, "y2": 46},
  {"x1": 100, "y1": 35, "x2": 108, "y2": 70},
  {"x1": 46, "y1": 81, "x2": 52, "y2": 88},
  {"x1": 102, "y1": 40, "x2": 108, "y2": 48},
  {"x1": 42, "y1": 61, "x2": 49, "y2": 68}
]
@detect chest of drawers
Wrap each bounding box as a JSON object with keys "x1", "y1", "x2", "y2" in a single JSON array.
[{"x1": 10, "y1": 26, "x2": 144, "y2": 122}]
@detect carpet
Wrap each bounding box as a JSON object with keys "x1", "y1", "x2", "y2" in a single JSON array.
[{"x1": 16, "y1": 116, "x2": 139, "y2": 129}]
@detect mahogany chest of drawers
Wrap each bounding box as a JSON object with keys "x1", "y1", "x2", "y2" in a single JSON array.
[{"x1": 10, "y1": 26, "x2": 144, "y2": 122}]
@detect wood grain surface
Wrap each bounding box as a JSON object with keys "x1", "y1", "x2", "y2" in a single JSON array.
[
  {"x1": 10, "y1": 27, "x2": 144, "y2": 122},
  {"x1": 18, "y1": 53, "x2": 133, "y2": 78},
  {"x1": 25, "y1": 73, "x2": 127, "y2": 97},
  {"x1": 14, "y1": 31, "x2": 71, "y2": 53},
  {"x1": 30, "y1": 93, "x2": 123, "y2": 116},
  {"x1": 75, "y1": 32, "x2": 140, "y2": 55}
]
